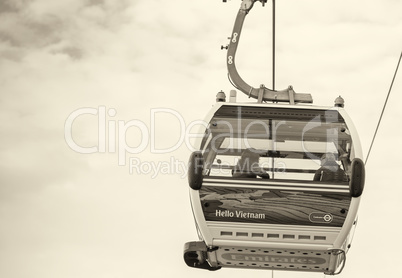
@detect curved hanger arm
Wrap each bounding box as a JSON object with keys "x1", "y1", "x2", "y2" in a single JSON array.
[{"x1": 226, "y1": 0, "x2": 313, "y2": 104}]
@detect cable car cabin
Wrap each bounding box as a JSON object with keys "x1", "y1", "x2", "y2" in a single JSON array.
[{"x1": 184, "y1": 98, "x2": 365, "y2": 275}]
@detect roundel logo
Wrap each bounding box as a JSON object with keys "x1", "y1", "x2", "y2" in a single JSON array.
[
  {"x1": 323, "y1": 214, "x2": 332, "y2": 222},
  {"x1": 309, "y1": 212, "x2": 333, "y2": 223}
]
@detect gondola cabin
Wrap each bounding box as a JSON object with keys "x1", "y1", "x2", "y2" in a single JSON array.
[
  {"x1": 184, "y1": 1, "x2": 365, "y2": 275},
  {"x1": 184, "y1": 93, "x2": 365, "y2": 275}
]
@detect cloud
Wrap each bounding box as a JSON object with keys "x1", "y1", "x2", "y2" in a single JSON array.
[
  {"x1": 0, "y1": 0, "x2": 137, "y2": 204},
  {"x1": 0, "y1": 0, "x2": 132, "y2": 61},
  {"x1": 0, "y1": 1, "x2": 401, "y2": 278}
]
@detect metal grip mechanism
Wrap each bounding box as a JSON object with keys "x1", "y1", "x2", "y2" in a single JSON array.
[{"x1": 224, "y1": 0, "x2": 313, "y2": 104}]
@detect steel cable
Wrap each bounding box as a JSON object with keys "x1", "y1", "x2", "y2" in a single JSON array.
[{"x1": 365, "y1": 51, "x2": 402, "y2": 165}]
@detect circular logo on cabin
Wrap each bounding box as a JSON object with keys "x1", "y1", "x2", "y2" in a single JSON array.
[{"x1": 309, "y1": 212, "x2": 333, "y2": 223}]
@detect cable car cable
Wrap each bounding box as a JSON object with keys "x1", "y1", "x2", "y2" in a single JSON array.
[
  {"x1": 272, "y1": 0, "x2": 275, "y2": 90},
  {"x1": 365, "y1": 51, "x2": 402, "y2": 165}
]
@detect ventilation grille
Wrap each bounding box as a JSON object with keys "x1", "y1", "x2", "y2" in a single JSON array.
[
  {"x1": 219, "y1": 231, "x2": 327, "y2": 241},
  {"x1": 216, "y1": 247, "x2": 331, "y2": 272}
]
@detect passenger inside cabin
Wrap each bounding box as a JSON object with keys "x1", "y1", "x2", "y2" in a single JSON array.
[
  {"x1": 313, "y1": 152, "x2": 348, "y2": 182},
  {"x1": 232, "y1": 148, "x2": 270, "y2": 179}
]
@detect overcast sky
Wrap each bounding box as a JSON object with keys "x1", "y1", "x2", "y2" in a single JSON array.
[{"x1": 1, "y1": 0, "x2": 402, "y2": 278}]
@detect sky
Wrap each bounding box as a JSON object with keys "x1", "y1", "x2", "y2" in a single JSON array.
[{"x1": 0, "y1": 0, "x2": 401, "y2": 277}]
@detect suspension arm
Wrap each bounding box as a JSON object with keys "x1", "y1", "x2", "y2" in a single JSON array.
[{"x1": 226, "y1": 0, "x2": 313, "y2": 104}]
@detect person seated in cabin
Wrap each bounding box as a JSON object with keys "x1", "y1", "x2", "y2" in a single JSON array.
[
  {"x1": 313, "y1": 152, "x2": 348, "y2": 182},
  {"x1": 232, "y1": 148, "x2": 270, "y2": 179}
]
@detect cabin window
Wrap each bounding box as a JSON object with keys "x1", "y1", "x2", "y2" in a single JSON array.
[{"x1": 201, "y1": 106, "x2": 353, "y2": 182}]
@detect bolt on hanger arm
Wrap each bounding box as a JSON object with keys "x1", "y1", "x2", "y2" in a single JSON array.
[{"x1": 225, "y1": 0, "x2": 313, "y2": 104}]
